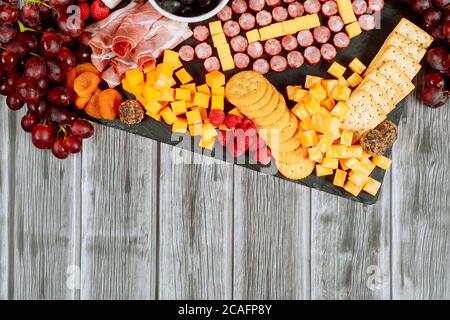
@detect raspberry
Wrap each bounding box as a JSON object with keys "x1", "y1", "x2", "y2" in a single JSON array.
[
  {"x1": 209, "y1": 109, "x2": 225, "y2": 126},
  {"x1": 227, "y1": 142, "x2": 246, "y2": 158},
  {"x1": 224, "y1": 114, "x2": 242, "y2": 129},
  {"x1": 217, "y1": 130, "x2": 233, "y2": 147},
  {"x1": 254, "y1": 146, "x2": 272, "y2": 165},
  {"x1": 78, "y1": 2, "x2": 90, "y2": 21},
  {"x1": 237, "y1": 118, "x2": 256, "y2": 132},
  {"x1": 90, "y1": 0, "x2": 110, "y2": 21},
  {"x1": 248, "y1": 136, "x2": 266, "y2": 152},
  {"x1": 234, "y1": 128, "x2": 253, "y2": 151}
]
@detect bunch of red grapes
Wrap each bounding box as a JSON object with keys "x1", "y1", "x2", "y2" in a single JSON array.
[
  {"x1": 408, "y1": 0, "x2": 449, "y2": 108},
  {"x1": 0, "y1": 0, "x2": 94, "y2": 159}
]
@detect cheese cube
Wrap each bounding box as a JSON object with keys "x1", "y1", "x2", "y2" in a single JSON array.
[
  {"x1": 211, "y1": 95, "x2": 224, "y2": 110},
  {"x1": 300, "y1": 119, "x2": 312, "y2": 131},
  {"x1": 163, "y1": 50, "x2": 182, "y2": 70},
  {"x1": 331, "y1": 85, "x2": 351, "y2": 101},
  {"x1": 372, "y1": 155, "x2": 392, "y2": 170},
  {"x1": 286, "y1": 85, "x2": 302, "y2": 101},
  {"x1": 209, "y1": 20, "x2": 223, "y2": 35},
  {"x1": 206, "y1": 70, "x2": 226, "y2": 89},
  {"x1": 340, "y1": 157, "x2": 360, "y2": 171},
  {"x1": 197, "y1": 84, "x2": 211, "y2": 95},
  {"x1": 159, "y1": 88, "x2": 174, "y2": 102},
  {"x1": 212, "y1": 33, "x2": 227, "y2": 47},
  {"x1": 228, "y1": 107, "x2": 243, "y2": 118},
  {"x1": 333, "y1": 169, "x2": 347, "y2": 187},
  {"x1": 320, "y1": 98, "x2": 335, "y2": 112},
  {"x1": 347, "y1": 145, "x2": 363, "y2": 158},
  {"x1": 155, "y1": 63, "x2": 174, "y2": 78},
  {"x1": 160, "y1": 107, "x2": 178, "y2": 125},
  {"x1": 180, "y1": 83, "x2": 196, "y2": 93},
  {"x1": 192, "y1": 92, "x2": 210, "y2": 108},
  {"x1": 316, "y1": 165, "x2": 333, "y2": 176},
  {"x1": 344, "y1": 181, "x2": 362, "y2": 197},
  {"x1": 143, "y1": 86, "x2": 161, "y2": 101},
  {"x1": 340, "y1": 130, "x2": 353, "y2": 146},
  {"x1": 348, "y1": 170, "x2": 369, "y2": 187},
  {"x1": 170, "y1": 100, "x2": 187, "y2": 116},
  {"x1": 304, "y1": 94, "x2": 321, "y2": 115},
  {"x1": 191, "y1": 107, "x2": 208, "y2": 121},
  {"x1": 301, "y1": 130, "x2": 318, "y2": 147},
  {"x1": 189, "y1": 123, "x2": 203, "y2": 136},
  {"x1": 337, "y1": 0, "x2": 352, "y2": 12},
  {"x1": 212, "y1": 86, "x2": 225, "y2": 96},
  {"x1": 340, "y1": 9, "x2": 357, "y2": 24},
  {"x1": 259, "y1": 26, "x2": 274, "y2": 41},
  {"x1": 328, "y1": 145, "x2": 349, "y2": 158},
  {"x1": 345, "y1": 21, "x2": 362, "y2": 39},
  {"x1": 310, "y1": 84, "x2": 327, "y2": 102},
  {"x1": 202, "y1": 122, "x2": 218, "y2": 141},
  {"x1": 292, "y1": 102, "x2": 310, "y2": 121},
  {"x1": 154, "y1": 74, "x2": 175, "y2": 89},
  {"x1": 271, "y1": 22, "x2": 285, "y2": 38},
  {"x1": 316, "y1": 135, "x2": 333, "y2": 153},
  {"x1": 145, "y1": 71, "x2": 156, "y2": 86},
  {"x1": 282, "y1": 19, "x2": 298, "y2": 35},
  {"x1": 293, "y1": 88, "x2": 309, "y2": 102},
  {"x1": 125, "y1": 68, "x2": 144, "y2": 86},
  {"x1": 246, "y1": 29, "x2": 260, "y2": 43},
  {"x1": 338, "y1": 77, "x2": 350, "y2": 87},
  {"x1": 363, "y1": 177, "x2": 382, "y2": 196},
  {"x1": 308, "y1": 147, "x2": 323, "y2": 163},
  {"x1": 305, "y1": 14, "x2": 321, "y2": 29},
  {"x1": 175, "y1": 88, "x2": 191, "y2": 101},
  {"x1": 357, "y1": 157, "x2": 376, "y2": 175},
  {"x1": 331, "y1": 101, "x2": 350, "y2": 119},
  {"x1": 294, "y1": 16, "x2": 309, "y2": 31},
  {"x1": 312, "y1": 113, "x2": 341, "y2": 136},
  {"x1": 327, "y1": 62, "x2": 347, "y2": 79},
  {"x1": 146, "y1": 111, "x2": 161, "y2": 122},
  {"x1": 217, "y1": 43, "x2": 232, "y2": 59},
  {"x1": 144, "y1": 100, "x2": 163, "y2": 115},
  {"x1": 348, "y1": 58, "x2": 367, "y2": 74},
  {"x1": 199, "y1": 137, "x2": 216, "y2": 150},
  {"x1": 220, "y1": 56, "x2": 235, "y2": 71},
  {"x1": 172, "y1": 117, "x2": 188, "y2": 133},
  {"x1": 347, "y1": 72, "x2": 363, "y2": 88},
  {"x1": 186, "y1": 109, "x2": 202, "y2": 125},
  {"x1": 175, "y1": 68, "x2": 193, "y2": 85},
  {"x1": 322, "y1": 79, "x2": 338, "y2": 97},
  {"x1": 305, "y1": 75, "x2": 323, "y2": 89},
  {"x1": 322, "y1": 157, "x2": 339, "y2": 169}
]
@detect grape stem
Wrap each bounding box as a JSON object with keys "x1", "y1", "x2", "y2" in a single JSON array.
[
  {"x1": 58, "y1": 125, "x2": 68, "y2": 138},
  {"x1": 17, "y1": 20, "x2": 36, "y2": 33},
  {"x1": 26, "y1": 0, "x2": 53, "y2": 9}
]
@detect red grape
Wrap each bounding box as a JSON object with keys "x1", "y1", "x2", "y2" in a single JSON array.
[
  {"x1": 24, "y1": 56, "x2": 47, "y2": 80},
  {"x1": 16, "y1": 32, "x2": 38, "y2": 51},
  {"x1": 79, "y1": 31, "x2": 92, "y2": 47},
  {"x1": 423, "y1": 8, "x2": 442, "y2": 28},
  {"x1": 6, "y1": 70, "x2": 20, "y2": 88},
  {"x1": 47, "y1": 87, "x2": 73, "y2": 107},
  {"x1": 0, "y1": 23, "x2": 17, "y2": 44},
  {"x1": 432, "y1": 0, "x2": 449, "y2": 6},
  {"x1": 426, "y1": 47, "x2": 448, "y2": 71},
  {"x1": 443, "y1": 11, "x2": 450, "y2": 24},
  {"x1": 32, "y1": 123, "x2": 54, "y2": 149},
  {"x1": 6, "y1": 93, "x2": 24, "y2": 111},
  {"x1": 412, "y1": 0, "x2": 432, "y2": 13},
  {"x1": 57, "y1": 13, "x2": 84, "y2": 38},
  {"x1": 0, "y1": 81, "x2": 11, "y2": 95},
  {"x1": 52, "y1": 138, "x2": 70, "y2": 159},
  {"x1": 0, "y1": 50, "x2": 18, "y2": 71},
  {"x1": 46, "y1": 104, "x2": 70, "y2": 124},
  {"x1": 39, "y1": 4, "x2": 51, "y2": 17},
  {"x1": 16, "y1": 77, "x2": 41, "y2": 105},
  {"x1": 39, "y1": 32, "x2": 61, "y2": 58},
  {"x1": 421, "y1": 86, "x2": 448, "y2": 107},
  {"x1": 0, "y1": 3, "x2": 19, "y2": 23},
  {"x1": 46, "y1": 59, "x2": 64, "y2": 82},
  {"x1": 6, "y1": 39, "x2": 29, "y2": 58},
  {"x1": 57, "y1": 47, "x2": 76, "y2": 72},
  {"x1": 36, "y1": 78, "x2": 49, "y2": 95},
  {"x1": 425, "y1": 72, "x2": 445, "y2": 88},
  {"x1": 20, "y1": 4, "x2": 41, "y2": 28},
  {"x1": 69, "y1": 119, "x2": 94, "y2": 139},
  {"x1": 444, "y1": 21, "x2": 450, "y2": 38},
  {"x1": 58, "y1": 32, "x2": 75, "y2": 47},
  {"x1": 430, "y1": 25, "x2": 445, "y2": 41},
  {"x1": 73, "y1": 45, "x2": 91, "y2": 64},
  {"x1": 49, "y1": 0, "x2": 74, "y2": 11},
  {"x1": 21, "y1": 113, "x2": 39, "y2": 132},
  {"x1": 27, "y1": 100, "x2": 49, "y2": 116},
  {"x1": 62, "y1": 136, "x2": 82, "y2": 153}
]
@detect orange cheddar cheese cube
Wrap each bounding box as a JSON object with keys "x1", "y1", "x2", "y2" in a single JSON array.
[
  {"x1": 211, "y1": 95, "x2": 224, "y2": 110},
  {"x1": 146, "y1": 111, "x2": 161, "y2": 122},
  {"x1": 337, "y1": 76, "x2": 349, "y2": 87},
  {"x1": 304, "y1": 94, "x2": 321, "y2": 115},
  {"x1": 312, "y1": 113, "x2": 341, "y2": 136},
  {"x1": 357, "y1": 157, "x2": 376, "y2": 175},
  {"x1": 340, "y1": 157, "x2": 360, "y2": 171},
  {"x1": 333, "y1": 169, "x2": 347, "y2": 187},
  {"x1": 197, "y1": 84, "x2": 211, "y2": 95},
  {"x1": 143, "y1": 86, "x2": 161, "y2": 101},
  {"x1": 327, "y1": 62, "x2": 346, "y2": 79},
  {"x1": 347, "y1": 145, "x2": 364, "y2": 158},
  {"x1": 145, "y1": 71, "x2": 157, "y2": 86},
  {"x1": 286, "y1": 85, "x2": 302, "y2": 101},
  {"x1": 345, "y1": 21, "x2": 362, "y2": 39},
  {"x1": 206, "y1": 70, "x2": 226, "y2": 89},
  {"x1": 292, "y1": 102, "x2": 310, "y2": 121},
  {"x1": 212, "y1": 33, "x2": 227, "y2": 48},
  {"x1": 347, "y1": 72, "x2": 363, "y2": 88},
  {"x1": 170, "y1": 100, "x2": 187, "y2": 116},
  {"x1": 340, "y1": 130, "x2": 353, "y2": 146},
  {"x1": 189, "y1": 123, "x2": 203, "y2": 136},
  {"x1": 308, "y1": 147, "x2": 323, "y2": 163},
  {"x1": 199, "y1": 137, "x2": 216, "y2": 150},
  {"x1": 125, "y1": 68, "x2": 144, "y2": 86},
  {"x1": 209, "y1": 20, "x2": 223, "y2": 35},
  {"x1": 322, "y1": 79, "x2": 338, "y2": 97},
  {"x1": 202, "y1": 122, "x2": 218, "y2": 141},
  {"x1": 316, "y1": 135, "x2": 333, "y2": 153},
  {"x1": 191, "y1": 107, "x2": 208, "y2": 121},
  {"x1": 212, "y1": 86, "x2": 225, "y2": 96},
  {"x1": 372, "y1": 155, "x2": 392, "y2": 170},
  {"x1": 344, "y1": 180, "x2": 362, "y2": 197},
  {"x1": 331, "y1": 101, "x2": 350, "y2": 119},
  {"x1": 316, "y1": 165, "x2": 333, "y2": 176},
  {"x1": 363, "y1": 177, "x2": 382, "y2": 196},
  {"x1": 175, "y1": 68, "x2": 193, "y2": 84},
  {"x1": 301, "y1": 130, "x2": 318, "y2": 147},
  {"x1": 186, "y1": 109, "x2": 202, "y2": 124},
  {"x1": 220, "y1": 55, "x2": 235, "y2": 71},
  {"x1": 154, "y1": 74, "x2": 175, "y2": 89},
  {"x1": 192, "y1": 92, "x2": 210, "y2": 108},
  {"x1": 155, "y1": 63, "x2": 174, "y2": 78},
  {"x1": 246, "y1": 29, "x2": 260, "y2": 43},
  {"x1": 348, "y1": 58, "x2": 366, "y2": 74},
  {"x1": 331, "y1": 85, "x2": 351, "y2": 101},
  {"x1": 339, "y1": 158, "x2": 350, "y2": 170},
  {"x1": 305, "y1": 75, "x2": 323, "y2": 89},
  {"x1": 300, "y1": 119, "x2": 312, "y2": 130},
  {"x1": 320, "y1": 97, "x2": 336, "y2": 112},
  {"x1": 348, "y1": 170, "x2": 369, "y2": 188},
  {"x1": 175, "y1": 88, "x2": 191, "y2": 101},
  {"x1": 163, "y1": 50, "x2": 182, "y2": 70},
  {"x1": 180, "y1": 83, "x2": 196, "y2": 93},
  {"x1": 340, "y1": 9, "x2": 357, "y2": 24},
  {"x1": 160, "y1": 106, "x2": 178, "y2": 125},
  {"x1": 172, "y1": 117, "x2": 188, "y2": 133},
  {"x1": 328, "y1": 145, "x2": 349, "y2": 158},
  {"x1": 144, "y1": 100, "x2": 164, "y2": 115},
  {"x1": 322, "y1": 157, "x2": 339, "y2": 169},
  {"x1": 310, "y1": 84, "x2": 327, "y2": 102},
  {"x1": 293, "y1": 88, "x2": 309, "y2": 102},
  {"x1": 159, "y1": 88, "x2": 175, "y2": 102}
]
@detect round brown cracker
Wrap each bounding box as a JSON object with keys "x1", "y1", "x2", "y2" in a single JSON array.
[
  {"x1": 240, "y1": 89, "x2": 279, "y2": 118},
  {"x1": 254, "y1": 94, "x2": 287, "y2": 127},
  {"x1": 238, "y1": 83, "x2": 274, "y2": 113},
  {"x1": 273, "y1": 146, "x2": 308, "y2": 164},
  {"x1": 272, "y1": 126, "x2": 303, "y2": 152},
  {"x1": 259, "y1": 112, "x2": 298, "y2": 146},
  {"x1": 225, "y1": 71, "x2": 268, "y2": 106},
  {"x1": 276, "y1": 157, "x2": 315, "y2": 180}
]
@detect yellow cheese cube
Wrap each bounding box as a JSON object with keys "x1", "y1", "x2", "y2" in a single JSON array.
[
  {"x1": 316, "y1": 165, "x2": 333, "y2": 176},
  {"x1": 348, "y1": 58, "x2": 367, "y2": 74},
  {"x1": 340, "y1": 130, "x2": 353, "y2": 146},
  {"x1": 172, "y1": 117, "x2": 188, "y2": 133},
  {"x1": 327, "y1": 62, "x2": 347, "y2": 79},
  {"x1": 331, "y1": 101, "x2": 350, "y2": 119},
  {"x1": 145, "y1": 71, "x2": 157, "y2": 86},
  {"x1": 286, "y1": 85, "x2": 302, "y2": 101},
  {"x1": 259, "y1": 26, "x2": 274, "y2": 41},
  {"x1": 292, "y1": 88, "x2": 309, "y2": 102},
  {"x1": 160, "y1": 107, "x2": 178, "y2": 125},
  {"x1": 340, "y1": 157, "x2": 360, "y2": 171},
  {"x1": 175, "y1": 88, "x2": 191, "y2": 101},
  {"x1": 146, "y1": 111, "x2": 161, "y2": 121},
  {"x1": 311, "y1": 113, "x2": 341, "y2": 136},
  {"x1": 197, "y1": 84, "x2": 211, "y2": 95},
  {"x1": 206, "y1": 70, "x2": 226, "y2": 89},
  {"x1": 220, "y1": 55, "x2": 235, "y2": 71},
  {"x1": 189, "y1": 123, "x2": 203, "y2": 136},
  {"x1": 217, "y1": 43, "x2": 232, "y2": 59},
  {"x1": 271, "y1": 22, "x2": 285, "y2": 38},
  {"x1": 372, "y1": 155, "x2": 392, "y2": 171},
  {"x1": 211, "y1": 95, "x2": 224, "y2": 110},
  {"x1": 308, "y1": 147, "x2": 323, "y2": 163},
  {"x1": 143, "y1": 86, "x2": 161, "y2": 101},
  {"x1": 305, "y1": 75, "x2": 323, "y2": 89},
  {"x1": 328, "y1": 145, "x2": 349, "y2": 158},
  {"x1": 304, "y1": 94, "x2": 321, "y2": 115},
  {"x1": 212, "y1": 86, "x2": 225, "y2": 96},
  {"x1": 170, "y1": 100, "x2": 187, "y2": 116},
  {"x1": 357, "y1": 157, "x2": 376, "y2": 175},
  {"x1": 301, "y1": 130, "x2": 318, "y2": 147},
  {"x1": 209, "y1": 20, "x2": 223, "y2": 35},
  {"x1": 338, "y1": 76, "x2": 350, "y2": 87},
  {"x1": 175, "y1": 68, "x2": 193, "y2": 85},
  {"x1": 180, "y1": 83, "x2": 196, "y2": 93},
  {"x1": 155, "y1": 63, "x2": 174, "y2": 78},
  {"x1": 163, "y1": 50, "x2": 182, "y2": 70},
  {"x1": 228, "y1": 107, "x2": 243, "y2": 118},
  {"x1": 333, "y1": 169, "x2": 347, "y2": 187},
  {"x1": 347, "y1": 72, "x2": 363, "y2": 88},
  {"x1": 300, "y1": 119, "x2": 312, "y2": 130},
  {"x1": 191, "y1": 107, "x2": 208, "y2": 121},
  {"x1": 322, "y1": 157, "x2": 339, "y2": 169},
  {"x1": 186, "y1": 109, "x2": 202, "y2": 125},
  {"x1": 344, "y1": 181, "x2": 362, "y2": 197},
  {"x1": 246, "y1": 29, "x2": 260, "y2": 43},
  {"x1": 340, "y1": 9, "x2": 357, "y2": 24},
  {"x1": 144, "y1": 100, "x2": 163, "y2": 115},
  {"x1": 310, "y1": 84, "x2": 327, "y2": 102},
  {"x1": 294, "y1": 16, "x2": 309, "y2": 31},
  {"x1": 348, "y1": 170, "x2": 369, "y2": 188},
  {"x1": 337, "y1": 0, "x2": 352, "y2": 11},
  {"x1": 316, "y1": 135, "x2": 333, "y2": 153},
  {"x1": 192, "y1": 92, "x2": 210, "y2": 108},
  {"x1": 212, "y1": 33, "x2": 227, "y2": 47},
  {"x1": 347, "y1": 145, "x2": 363, "y2": 158},
  {"x1": 303, "y1": 14, "x2": 321, "y2": 29},
  {"x1": 331, "y1": 85, "x2": 351, "y2": 101},
  {"x1": 199, "y1": 136, "x2": 216, "y2": 150},
  {"x1": 345, "y1": 21, "x2": 362, "y2": 39},
  {"x1": 282, "y1": 19, "x2": 298, "y2": 35},
  {"x1": 125, "y1": 68, "x2": 144, "y2": 86},
  {"x1": 363, "y1": 177, "x2": 382, "y2": 196},
  {"x1": 159, "y1": 88, "x2": 174, "y2": 102},
  {"x1": 322, "y1": 80, "x2": 338, "y2": 98},
  {"x1": 320, "y1": 98, "x2": 336, "y2": 112},
  {"x1": 154, "y1": 74, "x2": 175, "y2": 89},
  {"x1": 292, "y1": 102, "x2": 310, "y2": 121},
  {"x1": 202, "y1": 122, "x2": 218, "y2": 141}
]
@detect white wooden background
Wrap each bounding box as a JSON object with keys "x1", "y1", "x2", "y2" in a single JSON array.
[{"x1": 0, "y1": 72, "x2": 449, "y2": 299}]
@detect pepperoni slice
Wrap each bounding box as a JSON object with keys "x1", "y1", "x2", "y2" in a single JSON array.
[
  {"x1": 239, "y1": 13, "x2": 256, "y2": 31},
  {"x1": 304, "y1": 0, "x2": 321, "y2": 14},
  {"x1": 281, "y1": 35, "x2": 298, "y2": 51},
  {"x1": 264, "y1": 38, "x2": 282, "y2": 56},
  {"x1": 304, "y1": 46, "x2": 321, "y2": 64},
  {"x1": 320, "y1": 43, "x2": 336, "y2": 61},
  {"x1": 230, "y1": 35, "x2": 249, "y2": 53},
  {"x1": 368, "y1": 0, "x2": 384, "y2": 12},
  {"x1": 233, "y1": 53, "x2": 251, "y2": 69},
  {"x1": 358, "y1": 14, "x2": 376, "y2": 31},
  {"x1": 265, "y1": 0, "x2": 282, "y2": 7},
  {"x1": 193, "y1": 25, "x2": 210, "y2": 42},
  {"x1": 256, "y1": 10, "x2": 273, "y2": 26},
  {"x1": 223, "y1": 20, "x2": 241, "y2": 38},
  {"x1": 297, "y1": 30, "x2": 314, "y2": 47},
  {"x1": 195, "y1": 43, "x2": 213, "y2": 60},
  {"x1": 352, "y1": 0, "x2": 368, "y2": 16},
  {"x1": 288, "y1": 2, "x2": 304, "y2": 18},
  {"x1": 313, "y1": 26, "x2": 331, "y2": 44},
  {"x1": 204, "y1": 56, "x2": 220, "y2": 72},
  {"x1": 272, "y1": 6, "x2": 288, "y2": 22},
  {"x1": 328, "y1": 15, "x2": 344, "y2": 32},
  {"x1": 217, "y1": 5, "x2": 233, "y2": 21},
  {"x1": 232, "y1": 0, "x2": 248, "y2": 14},
  {"x1": 321, "y1": 0, "x2": 338, "y2": 17},
  {"x1": 179, "y1": 45, "x2": 195, "y2": 62},
  {"x1": 333, "y1": 32, "x2": 350, "y2": 48},
  {"x1": 287, "y1": 50, "x2": 304, "y2": 69},
  {"x1": 253, "y1": 58, "x2": 270, "y2": 74},
  {"x1": 283, "y1": 0, "x2": 296, "y2": 3},
  {"x1": 247, "y1": 41, "x2": 264, "y2": 58},
  {"x1": 270, "y1": 55, "x2": 288, "y2": 72},
  {"x1": 249, "y1": 0, "x2": 265, "y2": 12}
]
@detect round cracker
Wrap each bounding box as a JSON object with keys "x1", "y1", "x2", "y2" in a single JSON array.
[
  {"x1": 259, "y1": 112, "x2": 298, "y2": 145},
  {"x1": 272, "y1": 126, "x2": 303, "y2": 152},
  {"x1": 258, "y1": 108, "x2": 290, "y2": 131},
  {"x1": 225, "y1": 71, "x2": 268, "y2": 106},
  {"x1": 254, "y1": 94, "x2": 287, "y2": 127},
  {"x1": 238, "y1": 84, "x2": 274, "y2": 113},
  {"x1": 276, "y1": 158, "x2": 315, "y2": 180},
  {"x1": 240, "y1": 89, "x2": 279, "y2": 118},
  {"x1": 273, "y1": 146, "x2": 308, "y2": 164}
]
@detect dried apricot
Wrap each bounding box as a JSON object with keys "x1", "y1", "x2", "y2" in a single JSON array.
[
  {"x1": 73, "y1": 72, "x2": 101, "y2": 97},
  {"x1": 99, "y1": 89, "x2": 124, "y2": 120},
  {"x1": 65, "y1": 68, "x2": 76, "y2": 91},
  {"x1": 74, "y1": 62, "x2": 100, "y2": 76},
  {"x1": 74, "y1": 94, "x2": 91, "y2": 110},
  {"x1": 84, "y1": 89, "x2": 102, "y2": 119}
]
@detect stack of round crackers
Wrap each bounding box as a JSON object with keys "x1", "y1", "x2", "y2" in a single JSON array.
[{"x1": 225, "y1": 71, "x2": 315, "y2": 180}]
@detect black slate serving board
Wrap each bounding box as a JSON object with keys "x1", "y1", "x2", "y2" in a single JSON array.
[{"x1": 85, "y1": 2, "x2": 420, "y2": 205}]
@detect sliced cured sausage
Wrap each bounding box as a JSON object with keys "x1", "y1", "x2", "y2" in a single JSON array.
[
  {"x1": 283, "y1": 0, "x2": 296, "y2": 3},
  {"x1": 281, "y1": 35, "x2": 298, "y2": 51},
  {"x1": 247, "y1": 41, "x2": 264, "y2": 58},
  {"x1": 297, "y1": 30, "x2": 314, "y2": 47},
  {"x1": 368, "y1": 0, "x2": 384, "y2": 12},
  {"x1": 195, "y1": 43, "x2": 213, "y2": 60},
  {"x1": 223, "y1": 20, "x2": 241, "y2": 38},
  {"x1": 249, "y1": 0, "x2": 265, "y2": 12},
  {"x1": 352, "y1": 0, "x2": 368, "y2": 15},
  {"x1": 320, "y1": 43, "x2": 336, "y2": 61},
  {"x1": 217, "y1": 5, "x2": 233, "y2": 21},
  {"x1": 193, "y1": 25, "x2": 210, "y2": 42},
  {"x1": 253, "y1": 58, "x2": 270, "y2": 74},
  {"x1": 328, "y1": 15, "x2": 344, "y2": 32},
  {"x1": 230, "y1": 35, "x2": 249, "y2": 52},
  {"x1": 256, "y1": 10, "x2": 273, "y2": 26},
  {"x1": 304, "y1": 46, "x2": 321, "y2": 64},
  {"x1": 287, "y1": 50, "x2": 304, "y2": 69},
  {"x1": 234, "y1": 53, "x2": 251, "y2": 69},
  {"x1": 179, "y1": 45, "x2": 195, "y2": 62},
  {"x1": 232, "y1": 0, "x2": 248, "y2": 14},
  {"x1": 288, "y1": 2, "x2": 304, "y2": 18},
  {"x1": 333, "y1": 32, "x2": 350, "y2": 48},
  {"x1": 265, "y1": 0, "x2": 282, "y2": 7},
  {"x1": 272, "y1": 6, "x2": 288, "y2": 22},
  {"x1": 321, "y1": 0, "x2": 338, "y2": 16},
  {"x1": 204, "y1": 56, "x2": 220, "y2": 72},
  {"x1": 313, "y1": 26, "x2": 331, "y2": 44},
  {"x1": 304, "y1": 0, "x2": 321, "y2": 14},
  {"x1": 270, "y1": 55, "x2": 288, "y2": 72},
  {"x1": 358, "y1": 14, "x2": 376, "y2": 31},
  {"x1": 239, "y1": 13, "x2": 256, "y2": 31},
  {"x1": 264, "y1": 38, "x2": 282, "y2": 56}
]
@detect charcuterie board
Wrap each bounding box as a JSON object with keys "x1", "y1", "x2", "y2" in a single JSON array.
[{"x1": 82, "y1": 1, "x2": 419, "y2": 205}]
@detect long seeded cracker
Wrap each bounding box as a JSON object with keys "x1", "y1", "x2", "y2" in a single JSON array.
[
  {"x1": 369, "y1": 45, "x2": 421, "y2": 79},
  {"x1": 363, "y1": 70, "x2": 403, "y2": 106},
  {"x1": 357, "y1": 80, "x2": 393, "y2": 114},
  {"x1": 393, "y1": 18, "x2": 434, "y2": 49},
  {"x1": 377, "y1": 61, "x2": 415, "y2": 104}
]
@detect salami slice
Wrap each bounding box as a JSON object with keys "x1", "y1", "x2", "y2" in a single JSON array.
[
  {"x1": 281, "y1": 35, "x2": 298, "y2": 51},
  {"x1": 287, "y1": 50, "x2": 304, "y2": 69},
  {"x1": 303, "y1": 46, "x2": 321, "y2": 64},
  {"x1": 195, "y1": 43, "x2": 213, "y2": 60},
  {"x1": 217, "y1": 5, "x2": 233, "y2": 21},
  {"x1": 179, "y1": 45, "x2": 195, "y2": 62},
  {"x1": 204, "y1": 56, "x2": 220, "y2": 72},
  {"x1": 249, "y1": 0, "x2": 265, "y2": 12},
  {"x1": 239, "y1": 13, "x2": 256, "y2": 31},
  {"x1": 333, "y1": 32, "x2": 350, "y2": 48},
  {"x1": 223, "y1": 20, "x2": 241, "y2": 38},
  {"x1": 264, "y1": 38, "x2": 282, "y2": 56},
  {"x1": 270, "y1": 55, "x2": 288, "y2": 72},
  {"x1": 193, "y1": 25, "x2": 210, "y2": 42},
  {"x1": 232, "y1": 0, "x2": 248, "y2": 14},
  {"x1": 321, "y1": 0, "x2": 338, "y2": 16},
  {"x1": 313, "y1": 26, "x2": 331, "y2": 44},
  {"x1": 352, "y1": 0, "x2": 368, "y2": 16},
  {"x1": 230, "y1": 35, "x2": 249, "y2": 52},
  {"x1": 297, "y1": 30, "x2": 314, "y2": 47},
  {"x1": 368, "y1": 0, "x2": 384, "y2": 12},
  {"x1": 320, "y1": 43, "x2": 336, "y2": 61},
  {"x1": 233, "y1": 53, "x2": 251, "y2": 69},
  {"x1": 247, "y1": 41, "x2": 264, "y2": 58},
  {"x1": 288, "y1": 2, "x2": 304, "y2": 18},
  {"x1": 358, "y1": 14, "x2": 376, "y2": 31},
  {"x1": 304, "y1": 0, "x2": 321, "y2": 14},
  {"x1": 265, "y1": 0, "x2": 282, "y2": 7},
  {"x1": 253, "y1": 58, "x2": 270, "y2": 74},
  {"x1": 256, "y1": 10, "x2": 273, "y2": 26},
  {"x1": 283, "y1": 0, "x2": 296, "y2": 3},
  {"x1": 328, "y1": 15, "x2": 344, "y2": 32},
  {"x1": 272, "y1": 6, "x2": 288, "y2": 22}
]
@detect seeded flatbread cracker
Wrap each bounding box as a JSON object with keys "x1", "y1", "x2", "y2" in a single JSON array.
[
  {"x1": 377, "y1": 61, "x2": 415, "y2": 104},
  {"x1": 370, "y1": 45, "x2": 421, "y2": 79},
  {"x1": 240, "y1": 89, "x2": 279, "y2": 118},
  {"x1": 225, "y1": 71, "x2": 269, "y2": 106},
  {"x1": 356, "y1": 79, "x2": 393, "y2": 114},
  {"x1": 363, "y1": 70, "x2": 403, "y2": 106},
  {"x1": 393, "y1": 18, "x2": 434, "y2": 49},
  {"x1": 254, "y1": 94, "x2": 287, "y2": 127},
  {"x1": 276, "y1": 157, "x2": 315, "y2": 180}
]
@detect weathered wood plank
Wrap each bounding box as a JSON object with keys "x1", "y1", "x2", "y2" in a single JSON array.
[
  {"x1": 80, "y1": 126, "x2": 158, "y2": 300},
  {"x1": 391, "y1": 77, "x2": 450, "y2": 299},
  {"x1": 158, "y1": 146, "x2": 234, "y2": 299},
  {"x1": 311, "y1": 176, "x2": 391, "y2": 300},
  {"x1": 10, "y1": 109, "x2": 81, "y2": 300},
  {"x1": 233, "y1": 169, "x2": 311, "y2": 299}
]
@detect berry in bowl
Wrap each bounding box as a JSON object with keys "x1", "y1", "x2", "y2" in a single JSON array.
[{"x1": 149, "y1": 0, "x2": 229, "y2": 23}]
